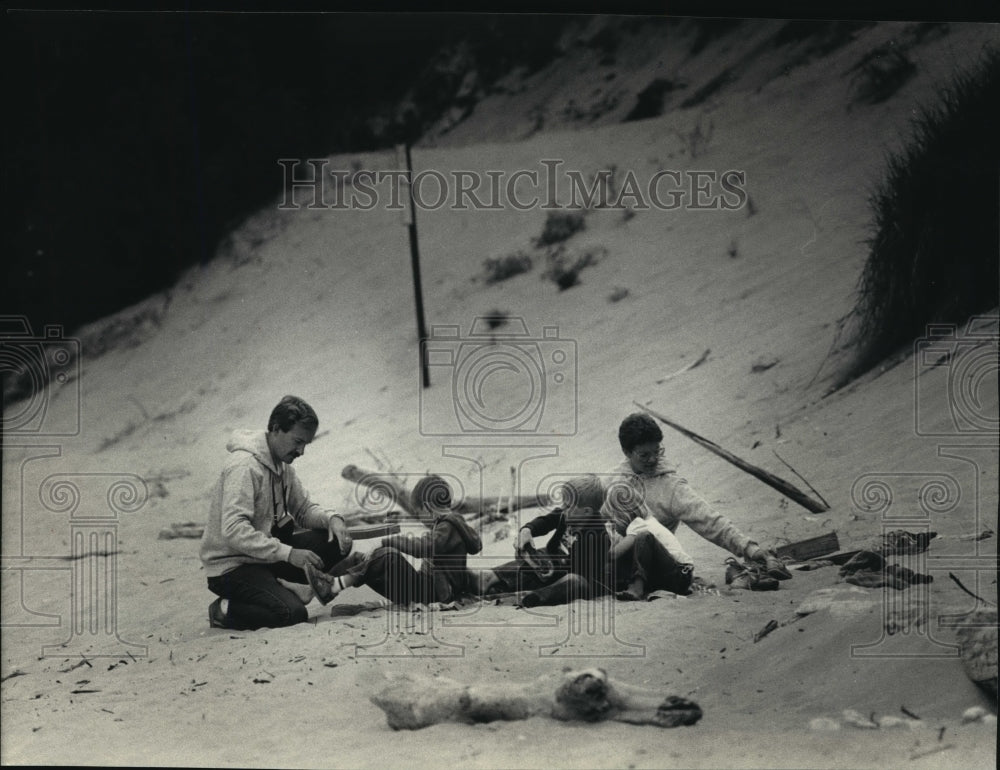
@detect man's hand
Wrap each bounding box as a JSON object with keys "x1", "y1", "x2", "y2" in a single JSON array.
[
  {"x1": 289, "y1": 548, "x2": 323, "y2": 570},
  {"x1": 328, "y1": 515, "x2": 353, "y2": 556},
  {"x1": 515, "y1": 527, "x2": 534, "y2": 554},
  {"x1": 625, "y1": 517, "x2": 650, "y2": 536}
]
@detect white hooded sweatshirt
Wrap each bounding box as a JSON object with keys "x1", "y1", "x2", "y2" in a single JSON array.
[
  {"x1": 199, "y1": 429, "x2": 335, "y2": 577},
  {"x1": 601, "y1": 458, "x2": 754, "y2": 562}
]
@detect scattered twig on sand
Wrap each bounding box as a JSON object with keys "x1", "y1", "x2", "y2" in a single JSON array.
[
  {"x1": 949, "y1": 572, "x2": 996, "y2": 606},
  {"x1": 772, "y1": 450, "x2": 831, "y2": 509},
  {"x1": 900, "y1": 705, "x2": 922, "y2": 720},
  {"x1": 1, "y1": 670, "x2": 27, "y2": 683},
  {"x1": 634, "y1": 402, "x2": 830, "y2": 513},
  {"x1": 656, "y1": 349, "x2": 711, "y2": 385},
  {"x1": 58, "y1": 656, "x2": 92, "y2": 673},
  {"x1": 753, "y1": 620, "x2": 779, "y2": 643},
  {"x1": 158, "y1": 522, "x2": 205, "y2": 540},
  {"x1": 909, "y1": 744, "x2": 954, "y2": 761}
]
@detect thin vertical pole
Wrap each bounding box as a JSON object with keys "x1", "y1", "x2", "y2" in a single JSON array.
[{"x1": 404, "y1": 143, "x2": 430, "y2": 388}]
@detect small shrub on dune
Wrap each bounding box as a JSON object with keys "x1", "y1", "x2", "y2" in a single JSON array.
[
  {"x1": 482, "y1": 251, "x2": 533, "y2": 284},
  {"x1": 543, "y1": 245, "x2": 607, "y2": 291},
  {"x1": 850, "y1": 48, "x2": 999, "y2": 377},
  {"x1": 533, "y1": 210, "x2": 586, "y2": 247}
]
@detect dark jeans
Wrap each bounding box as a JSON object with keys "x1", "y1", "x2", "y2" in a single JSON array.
[
  {"x1": 490, "y1": 551, "x2": 570, "y2": 594},
  {"x1": 339, "y1": 546, "x2": 439, "y2": 605},
  {"x1": 207, "y1": 529, "x2": 346, "y2": 630},
  {"x1": 521, "y1": 532, "x2": 692, "y2": 606},
  {"x1": 627, "y1": 531, "x2": 693, "y2": 595}
]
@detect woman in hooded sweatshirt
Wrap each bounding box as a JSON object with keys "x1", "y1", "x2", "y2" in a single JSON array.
[
  {"x1": 306, "y1": 474, "x2": 483, "y2": 606},
  {"x1": 601, "y1": 412, "x2": 791, "y2": 598}
]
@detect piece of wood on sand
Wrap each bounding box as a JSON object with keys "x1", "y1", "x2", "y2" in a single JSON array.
[
  {"x1": 633, "y1": 402, "x2": 830, "y2": 514},
  {"x1": 370, "y1": 667, "x2": 703, "y2": 730},
  {"x1": 340, "y1": 464, "x2": 550, "y2": 520},
  {"x1": 775, "y1": 532, "x2": 840, "y2": 562}
]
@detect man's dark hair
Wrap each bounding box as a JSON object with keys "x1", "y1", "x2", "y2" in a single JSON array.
[
  {"x1": 410, "y1": 474, "x2": 453, "y2": 512},
  {"x1": 268, "y1": 395, "x2": 319, "y2": 432},
  {"x1": 618, "y1": 412, "x2": 663, "y2": 453}
]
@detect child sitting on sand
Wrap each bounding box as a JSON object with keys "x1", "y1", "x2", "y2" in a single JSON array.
[{"x1": 305, "y1": 474, "x2": 482, "y2": 606}]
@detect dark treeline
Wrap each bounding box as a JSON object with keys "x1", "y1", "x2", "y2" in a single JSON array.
[{"x1": 5, "y1": 11, "x2": 573, "y2": 335}]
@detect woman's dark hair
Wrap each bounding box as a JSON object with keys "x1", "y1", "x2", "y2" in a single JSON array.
[
  {"x1": 618, "y1": 412, "x2": 663, "y2": 453},
  {"x1": 267, "y1": 395, "x2": 319, "y2": 432}
]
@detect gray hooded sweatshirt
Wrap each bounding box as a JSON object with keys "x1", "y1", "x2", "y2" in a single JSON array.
[
  {"x1": 601, "y1": 458, "x2": 754, "y2": 561},
  {"x1": 199, "y1": 429, "x2": 336, "y2": 577}
]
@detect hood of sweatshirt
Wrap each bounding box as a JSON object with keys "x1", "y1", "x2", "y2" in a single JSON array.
[
  {"x1": 226, "y1": 429, "x2": 280, "y2": 475},
  {"x1": 436, "y1": 512, "x2": 483, "y2": 554},
  {"x1": 615, "y1": 457, "x2": 676, "y2": 479}
]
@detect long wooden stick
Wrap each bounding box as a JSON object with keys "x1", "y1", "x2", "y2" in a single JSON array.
[
  {"x1": 633, "y1": 403, "x2": 830, "y2": 513},
  {"x1": 772, "y1": 449, "x2": 831, "y2": 509}
]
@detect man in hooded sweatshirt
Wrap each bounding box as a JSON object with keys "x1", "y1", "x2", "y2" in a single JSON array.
[
  {"x1": 305, "y1": 474, "x2": 483, "y2": 606},
  {"x1": 601, "y1": 412, "x2": 791, "y2": 598},
  {"x1": 199, "y1": 395, "x2": 353, "y2": 630}
]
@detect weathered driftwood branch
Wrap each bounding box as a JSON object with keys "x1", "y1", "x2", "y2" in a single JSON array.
[
  {"x1": 341, "y1": 464, "x2": 550, "y2": 520},
  {"x1": 633, "y1": 402, "x2": 830, "y2": 513},
  {"x1": 370, "y1": 668, "x2": 703, "y2": 730},
  {"x1": 772, "y1": 449, "x2": 831, "y2": 509},
  {"x1": 341, "y1": 464, "x2": 420, "y2": 519}
]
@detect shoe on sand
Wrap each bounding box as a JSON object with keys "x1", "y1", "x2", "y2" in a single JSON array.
[
  {"x1": 761, "y1": 551, "x2": 793, "y2": 581},
  {"x1": 208, "y1": 598, "x2": 228, "y2": 629},
  {"x1": 304, "y1": 563, "x2": 339, "y2": 605},
  {"x1": 725, "y1": 558, "x2": 779, "y2": 591}
]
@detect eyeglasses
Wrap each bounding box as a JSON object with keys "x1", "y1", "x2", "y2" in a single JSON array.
[{"x1": 632, "y1": 447, "x2": 665, "y2": 463}]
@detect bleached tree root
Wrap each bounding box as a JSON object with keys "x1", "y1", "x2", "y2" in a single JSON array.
[{"x1": 370, "y1": 668, "x2": 702, "y2": 730}]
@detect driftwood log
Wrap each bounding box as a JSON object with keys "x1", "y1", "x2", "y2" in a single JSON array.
[
  {"x1": 634, "y1": 402, "x2": 830, "y2": 514},
  {"x1": 370, "y1": 668, "x2": 702, "y2": 730},
  {"x1": 340, "y1": 464, "x2": 550, "y2": 521},
  {"x1": 956, "y1": 607, "x2": 998, "y2": 697}
]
